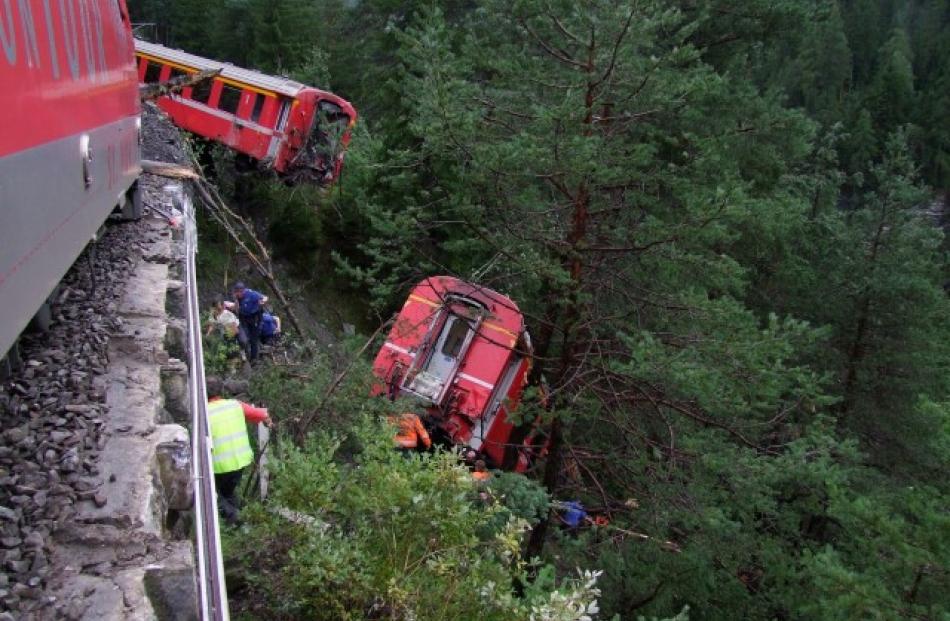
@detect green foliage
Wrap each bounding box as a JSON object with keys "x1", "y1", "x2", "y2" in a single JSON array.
[
  {"x1": 133, "y1": 0, "x2": 950, "y2": 618},
  {"x1": 223, "y1": 419, "x2": 609, "y2": 621},
  {"x1": 202, "y1": 334, "x2": 242, "y2": 377},
  {"x1": 481, "y1": 471, "x2": 551, "y2": 534},
  {"x1": 259, "y1": 184, "x2": 325, "y2": 272}
]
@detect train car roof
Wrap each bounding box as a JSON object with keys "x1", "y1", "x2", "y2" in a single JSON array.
[
  {"x1": 413, "y1": 276, "x2": 525, "y2": 335},
  {"x1": 135, "y1": 39, "x2": 308, "y2": 98}
]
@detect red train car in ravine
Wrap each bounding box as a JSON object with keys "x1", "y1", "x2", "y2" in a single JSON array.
[
  {"x1": 0, "y1": 0, "x2": 141, "y2": 360},
  {"x1": 372, "y1": 276, "x2": 542, "y2": 471},
  {"x1": 134, "y1": 40, "x2": 357, "y2": 185}
]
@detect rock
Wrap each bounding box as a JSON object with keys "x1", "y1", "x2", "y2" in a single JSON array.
[
  {"x1": 3, "y1": 427, "x2": 28, "y2": 444},
  {"x1": 93, "y1": 492, "x2": 107, "y2": 508},
  {"x1": 0, "y1": 538, "x2": 21, "y2": 548},
  {"x1": 157, "y1": 440, "x2": 193, "y2": 511},
  {"x1": 23, "y1": 532, "x2": 43, "y2": 550},
  {"x1": 72, "y1": 480, "x2": 99, "y2": 492},
  {"x1": 64, "y1": 599, "x2": 86, "y2": 620},
  {"x1": 5, "y1": 559, "x2": 29, "y2": 573},
  {"x1": 11, "y1": 582, "x2": 36, "y2": 599},
  {"x1": 29, "y1": 553, "x2": 47, "y2": 573},
  {"x1": 85, "y1": 561, "x2": 112, "y2": 575},
  {"x1": 59, "y1": 448, "x2": 79, "y2": 473}
]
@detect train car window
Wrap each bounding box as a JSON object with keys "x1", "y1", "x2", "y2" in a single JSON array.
[
  {"x1": 441, "y1": 317, "x2": 472, "y2": 358},
  {"x1": 144, "y1": 61, "x2": 162, "y2": 83},
  {"x1": 218, "y1": 85, "x2": 242, "y2": 114},
  {"x1": 250, "y1": 94, "x2": 266, "y2": 123},
  {"x1": 170, "y1": 68, "x2": 188, "y2": 81},
  {"x1": 191, "y1": 79, "x2": 213, "y2": 104}
]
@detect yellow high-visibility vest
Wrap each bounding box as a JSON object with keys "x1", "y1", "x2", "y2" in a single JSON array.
[{"x1": 208, "y1": 399, "x2": 253, "y2": 474}]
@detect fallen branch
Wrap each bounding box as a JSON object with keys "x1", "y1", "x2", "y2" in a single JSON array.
[
  {"x1": 139, "y1": 68, "x2": 220, "y2": 101},
  {"x1": 141, "y1": 159, "x2": 199, "y2": 179},
  {"x1": 294, "y1": 316, "x2": 394, "y2": 443},
  {"x1": 189, "y1": 178, "x2": 306, "y2": 337},
  {"x1": 606, "y1": 524, "x2": 682, "y2": 553}
]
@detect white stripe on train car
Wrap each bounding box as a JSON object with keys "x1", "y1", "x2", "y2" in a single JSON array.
[
  {"x1": 383, "y1": 342, "x2": 414, "y2": 357},
  {"x1": 457, "y1": 373, "x2": 494, "y2": 391},
  {"x1": 168, "y1": 97, "x2": 277, "y2": 135}
]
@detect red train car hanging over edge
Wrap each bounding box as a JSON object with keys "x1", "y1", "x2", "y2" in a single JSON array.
[
  {"x1": 372, "y1": 276, "x2": 541, "y2": 471},
  {"x1": 134, "y1": 39, "x2": 356, "y2": 185}
]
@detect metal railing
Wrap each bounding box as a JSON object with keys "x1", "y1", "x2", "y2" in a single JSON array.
[{"x1": 177, "y1": 184, "x2": 230, "y2": 620}]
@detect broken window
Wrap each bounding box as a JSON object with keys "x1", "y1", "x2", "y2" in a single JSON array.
[
  {"x1": 218, "y1": 85, "x2": 242, "y2": 115},
  {"x1": 441, "y1": 316, "x2": 470, "y2": 358},
  {"x1": 191, "y1": 79, "x2": 213, "y2": 104}
]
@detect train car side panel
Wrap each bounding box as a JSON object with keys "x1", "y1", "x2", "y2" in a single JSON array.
[
  {"x1": 133, "y1": 40, "x2": 357, "y2": 184},
  {"x1": 0, "y1": 0, "x2": 141, "y2": 357}
]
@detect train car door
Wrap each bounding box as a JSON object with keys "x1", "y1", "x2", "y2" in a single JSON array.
[{"x1": 407, "y1": 305, "x2": 481, "y2": 402}]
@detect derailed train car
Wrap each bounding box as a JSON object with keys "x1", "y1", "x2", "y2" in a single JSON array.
[
  {"x1": 134, "y1": 40, "x2": 357, "y2": 185},
  {"x1": 0, "y1": 0, "x2": 141, "y2": 360},
  {"x1": 372, "y1": 276, "x2": 543, "y2": 471}
]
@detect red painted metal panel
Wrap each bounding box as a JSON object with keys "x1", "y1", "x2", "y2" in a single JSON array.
[
  {"x1": 372, "y1": 276, "x2": 539, "y2": 471},
  {"x1": 0, "y1": 0, "x2": 140, "y2": 357},
  {"x1": 0, "y1": 0, "x2": 139, "y2": 158}
]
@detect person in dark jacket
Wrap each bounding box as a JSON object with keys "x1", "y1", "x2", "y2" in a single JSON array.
[
  {"x1": 260, "y1": 312, "x2": 281, "y2": 345},
  {"x1": 233, "y1": 282, "x2": 268, "y2": 362}
]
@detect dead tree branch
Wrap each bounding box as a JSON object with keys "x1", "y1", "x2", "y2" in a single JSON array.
[
  {"x1": 188, "y1": 170, "x2": 305, "y2": 337},
  {"x1": 294, "y1": 316, "x2": 395, "y2": 443},
  {"x1": 139, "y1": 68, "x2": 220, "y2": 102}
]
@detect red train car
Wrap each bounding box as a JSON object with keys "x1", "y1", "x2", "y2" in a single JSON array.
[
  {"x1": 0, "y1": 0, "x2": 141, "y2": 360},
  {"x1": 134, "y1": 40, "x2": 357, "y2": 185},
  {"x1": 372, "y1": 276, "x2": 540, "y2": 471}
]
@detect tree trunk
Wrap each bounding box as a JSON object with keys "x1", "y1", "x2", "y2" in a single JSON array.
[{"x1": 524, "y1": 417, "x2": 562, "y2": 562}]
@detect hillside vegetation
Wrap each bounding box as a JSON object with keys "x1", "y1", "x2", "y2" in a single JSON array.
[{"x1": 132, "y1": 1, "x2": 950, "y2": 619}]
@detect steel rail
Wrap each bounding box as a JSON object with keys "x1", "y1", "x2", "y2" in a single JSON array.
[{"x1": 179, "y1": 185, "x2": 230, "y2": 620}]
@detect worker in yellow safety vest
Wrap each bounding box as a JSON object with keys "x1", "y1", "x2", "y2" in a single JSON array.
[
  {"x1": 388, "y1": 411, "x2": 432, "y2": 451},
  {"x1": 207, "y1": 396, "x2": 272, "y2": 524}
]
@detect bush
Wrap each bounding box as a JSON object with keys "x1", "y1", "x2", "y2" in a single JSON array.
[{"x1": 223, "y1": 416, "x2": 608, "y2": 620}]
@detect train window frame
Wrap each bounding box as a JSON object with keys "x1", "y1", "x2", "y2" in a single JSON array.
[
  {"x1": 275, "y1": 100, "x2": 291, "y2": 131},
  {"x1": 218, "y1": 85, "x2": 242, "y2": 115},
  {"x1": 440, "y1": 315, "x2": 473, "y2": 359},
  {"x1": 250, "y1": 94, "x2": 266, "y2": 123},
  {"x1": 191, "y1": 79, "x2": 213, "y2": 105},
  {"x1": 143, "y1": 61, "x2": 162, "y2": 84}
]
